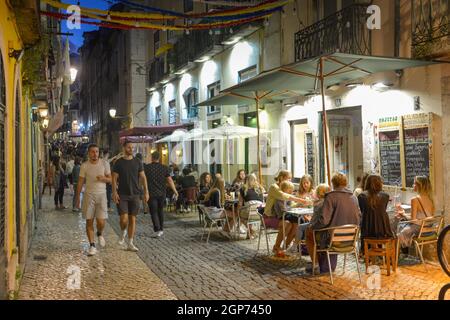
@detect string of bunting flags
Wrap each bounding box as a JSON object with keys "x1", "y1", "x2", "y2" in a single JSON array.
[{"x1": 40, "y1": 0, "x2": 289, "y2": 30}]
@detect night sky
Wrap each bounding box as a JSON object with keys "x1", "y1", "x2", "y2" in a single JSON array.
[{"x1": 61, "y1": 0, "x2": 112, "y2": 50}]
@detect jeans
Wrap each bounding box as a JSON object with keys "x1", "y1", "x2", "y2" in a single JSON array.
[
  {"x1": 54, "y1": 186, "x2": 64, "y2": 206},
  {"x1": 149, "y1": 196, "x2": 165, "y2": 232}
]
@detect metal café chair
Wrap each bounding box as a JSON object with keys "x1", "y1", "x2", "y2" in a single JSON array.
[
  {"x1": 312, "y1": 224, "x2": 362, "y2": 285},
  {"x1": 396, "y1": 215, "x2": 445, "y2": 270},
  {"x1": 200, "y1": 204, "x2": 232, "y2": 244}
]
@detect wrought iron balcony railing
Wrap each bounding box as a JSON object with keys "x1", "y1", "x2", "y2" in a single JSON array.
[
  {"x1": 148, "y1": 57, "x2": 166, "y2": 87},
  {"x1": 412, "y1": 0, "x2": 450, "y2": 58},
  {"x1": 295, "y1": 4, "x2": 371, "y2": 61}
]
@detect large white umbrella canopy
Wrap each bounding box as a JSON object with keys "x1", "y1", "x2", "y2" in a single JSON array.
[
  {"x1": 155, "y1": 129, "x2": 187, "y2": 143},
  {"x1": 187, "y1": 123, "x2": 260, "y2": 141}
]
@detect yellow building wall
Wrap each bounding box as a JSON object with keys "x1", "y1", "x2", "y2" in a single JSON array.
[{"x1": 0, "y1": 0, "x2": 31, "y2": 283}]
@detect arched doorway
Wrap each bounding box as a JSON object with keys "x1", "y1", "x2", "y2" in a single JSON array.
[{"x1": 0, "y1": 50, "x2": 7, "y2": 298}]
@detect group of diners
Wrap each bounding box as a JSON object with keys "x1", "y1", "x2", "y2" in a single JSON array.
[{"x1": 261, "y1": 170, "x2": 436, "y2": 274}]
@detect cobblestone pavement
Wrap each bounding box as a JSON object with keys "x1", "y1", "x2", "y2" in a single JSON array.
[
  {"x1": 19, "y1": 194, "x2": 449, "y2": 300},
  {"x1": 18, "y1": 194, "x2": 177, "y2": 300},
  {"x1": 109, "y1": 209, "x2": 449, "y2": 300}
]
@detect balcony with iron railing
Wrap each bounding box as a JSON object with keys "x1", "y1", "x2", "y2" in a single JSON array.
[
  {"x1": 412, "y1": 0, "x2": 450, "y2": 59},
  {"x1": 295, "y1": 4, "x2": 372, "y2": 62},
  {"x1": 148, "y1": 57, "x2": 166, "y2": 87}
]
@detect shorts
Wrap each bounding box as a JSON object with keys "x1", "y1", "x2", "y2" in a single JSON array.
[
  {"x1": 82, "y1": 193, "x2": 108, "y2": 220},
  {"x1": 118, "y1": 195, "x2": 141, "y2": 216},
  {"x1": 282, "y1": 213, "x2": 299, "y2": 224},
  {"x1": 263, "y1": 215, "x2": 279, "y2": 229}
]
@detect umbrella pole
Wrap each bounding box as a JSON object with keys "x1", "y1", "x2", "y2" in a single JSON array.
[
  {"x1": 320, "y1": 57, "x2": 332, "y2": 186},
  {"x1": 256, "y1": 96, "x2": 263, "y2": 185}
]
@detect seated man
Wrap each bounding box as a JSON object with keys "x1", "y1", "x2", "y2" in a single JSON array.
[
  {"x1": 305, "y1": 173, "x2": 361, "y2": 274},
  {"x1": 176, "y1": 167, "x2": 197, "y2": 213}
]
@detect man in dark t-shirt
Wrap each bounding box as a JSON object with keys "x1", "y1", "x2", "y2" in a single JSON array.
[
  {"x1": 144, "y1": 151, "x2": 178, "y2": 237},
  {"x1": 112, "y1": 141, "x2": 149, "y2": 252}
]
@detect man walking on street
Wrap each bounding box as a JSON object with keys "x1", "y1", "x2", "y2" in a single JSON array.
[
  {"x1": 112, "y1": 141, "x2": 149, "y2": 251},
  {"x1": 144, "y1": 151, "x2": 178, "y2": 238},
  {"x1": 75, "y1": 144, "x2": 111, "y2": 256}
]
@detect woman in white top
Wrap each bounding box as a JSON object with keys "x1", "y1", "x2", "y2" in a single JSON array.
[{"x1": 396, "y1": 176, "x2": 435, "y2": 249}]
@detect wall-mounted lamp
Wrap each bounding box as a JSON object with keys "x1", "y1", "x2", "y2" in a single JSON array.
[
  {"x1": 9, "y1": 49, "x2": 24, "y2": 62},
  {"x1": 372, "y1": 82, "x2": 394, "y2": 90},
  {"x1": 42, "y1": 118, "x2": 49, "y2": 129},
  {"x1": 109, "y1": 108, "x2": 117, "y2": 118},
  {"x1": 39, "y1": 108, "x2": 49, "y2": 118}
]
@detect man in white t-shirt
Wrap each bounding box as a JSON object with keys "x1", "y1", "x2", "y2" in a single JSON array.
[{"x1": 75, "y1": 144, "x2": 111, "y2": 256}]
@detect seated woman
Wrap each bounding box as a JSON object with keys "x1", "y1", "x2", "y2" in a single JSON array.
[
  {"x1": 176, "y1": 167, "x2": 197, "y2": 213},
  {"x1": 271, "y1": 181, "x2": 299, "y2": 256},
  {"x1": 232, "y1": 169, "x2": 247, "y2": 192},
  {"x1": 353, "y1": 173, "x2": 369, "y2": 198},
  {"x1": 396, "y1": 176, "x2": 435, "y2": 252},
  {"x1": 358, "y1": 175, "x2": 394, "y2": 253},
  {"x1": 264, "y1": 170, "x2": 309, "y2": 257},
  {"x1": 297, "y1": 184, "x2": 331, "y2": 252},
  {"x1": 203, "y1": 177, "x2": 235, "y2": 235},
  {"x1": 198, "y1": 172, "x2": 212, "y2": 202},
  {"x1": 238, "y1": 173, "x2": 265, "y2": 239}
]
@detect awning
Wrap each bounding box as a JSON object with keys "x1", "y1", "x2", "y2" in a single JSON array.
[
  {"x1": 119, "y1": 124, "x2": 187, "y2": 138},
  {"x1": 221, "y1": 52, "x2": 441, "y2": 94},
  {"x1": 195, "y1": 90, "x2": 299, "y2": 107}
]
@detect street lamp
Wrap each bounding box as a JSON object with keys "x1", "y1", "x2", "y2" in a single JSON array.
[
  {"x1": 42, "y1": 118, "x2": 49, "y2": 129},
  {"x1": 70, "y1": 67, "x2": 78, "y2": 83}
]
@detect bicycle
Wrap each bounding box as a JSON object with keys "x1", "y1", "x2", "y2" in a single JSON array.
[{"x1": 437, "y1": 224, "x2": 450, "y2": 300}]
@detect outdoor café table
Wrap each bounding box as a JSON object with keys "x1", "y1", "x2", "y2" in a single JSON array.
[
  {"x1": 387, "y1": 204, "x2": 412, "y2": 233},
  {"x1": 282, "y1": 207, "x2": 314, "y2": 251},
  {"x1": 225, "y1": 199, "x2": 240, "y2": 239}
]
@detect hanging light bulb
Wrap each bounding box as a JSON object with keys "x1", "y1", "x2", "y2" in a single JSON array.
[
  {"x1": 264, "y1": 18, "x2": 270, "y2": 27},
  {"x1": 106, "y1": 11, "x2": 112, "y2": 21},
  {"x1": 185, "y1": 29, "x2": 190, "y2": 35},
  {"x1": 229, "y1": 27, "x2": 233, "y2": 34},
  {"x1": 209, "y1": 29, "x2": 213, "y2": 35}
]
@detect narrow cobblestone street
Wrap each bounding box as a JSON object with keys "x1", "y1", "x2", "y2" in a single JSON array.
[
  {"x1": 18, "y1": 194, "x2": 449, "y2": 300},
  {"x1": 18, "y1": 194, "x2": 176, "y2": 300}
]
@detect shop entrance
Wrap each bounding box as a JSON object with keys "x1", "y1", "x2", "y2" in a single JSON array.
[{"x1": 321, "y1": 106, "x2": 363, "y2": 190}]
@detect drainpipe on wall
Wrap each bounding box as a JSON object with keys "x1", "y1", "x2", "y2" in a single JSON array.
[{"x1": 394, "y1": 0, "x2": 400, "y2": 57}]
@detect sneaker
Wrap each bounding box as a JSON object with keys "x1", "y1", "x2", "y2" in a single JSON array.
[
  {"x1": 118, "y1": 230, "x2": 127, "y2": 245},
  {"x1": 287, "y1": 244, "x2": 300, "y2": 254},
  {"x1": 98, "y1": 235, "x2": 106, "y2": 247},
  {"x1": 127, "y1": 241, "x2": 139, "y2": 252},
  {"x1": 186, "y1": 208, "x2": 191, "y2": 213},
  {"x1": 157, "y1": 231, "x2": 163, "y2": 237},
  {"x1": 239, "y1": 226, "x2": 247, "y2": 235},
  {"x1": 87, "y1": 246, "x2": 97, "y2": 256},
  {"x1": 305, "y1": 264, "x2": 320, "y2": 274}
]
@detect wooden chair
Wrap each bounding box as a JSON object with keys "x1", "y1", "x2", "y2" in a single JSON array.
[
  {"x1": 363, "y1": 238, "x2": 397, "y2": 276},
  {"x1": 312, "y1": 225, "x2": 361, "y2": 285}
]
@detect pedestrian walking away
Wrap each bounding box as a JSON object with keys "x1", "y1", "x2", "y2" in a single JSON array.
[
  {"x1": 144, "y1": 151, "x2": 178, "y2": 238},
  {"x1": 112, "y1": 141, "x2": 149, "y2": 252},
  {"x1": 75, "y1": 144, "x2": 112, "y2": 256}
]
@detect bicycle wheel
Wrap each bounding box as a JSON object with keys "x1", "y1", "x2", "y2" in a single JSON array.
[
  {"x1": 439, "y1": 283, "x2": 450, "y2": 300},
  {"x1": 437, "y1": 224, "x2": 450, "y2": 277}
]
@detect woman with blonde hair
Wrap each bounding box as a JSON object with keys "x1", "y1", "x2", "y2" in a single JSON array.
[
  {"x1": 297, "y1": 175, "x2": 315, "y2": 205},
  {"x1": 238, "y1": 173, "x2": 265, "y2": 239},
  {"x1": 203, "y1": 176, "x2": 235, "y2": 235},
  {"x1": 396, "y1": 176, "x2": 435, "y2": 249}
]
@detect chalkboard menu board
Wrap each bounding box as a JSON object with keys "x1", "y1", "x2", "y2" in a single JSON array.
[
  {"x1": 404, "y1": 127, "x2": 430, "y2": 187},
  {"x1": 305, "y1": 132, "x2": 315, "y2": 181},
  {"x1": 379, "y1": 131, "x2": 402, "y2": 186}
]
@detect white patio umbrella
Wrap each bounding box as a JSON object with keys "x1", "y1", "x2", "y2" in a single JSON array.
[
  {"x1": 186, "y1": 123, "x2": 265, "y2": 182},
  {"x1": 155, "y1": 129, "x2": 187, "y2": 143}
]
